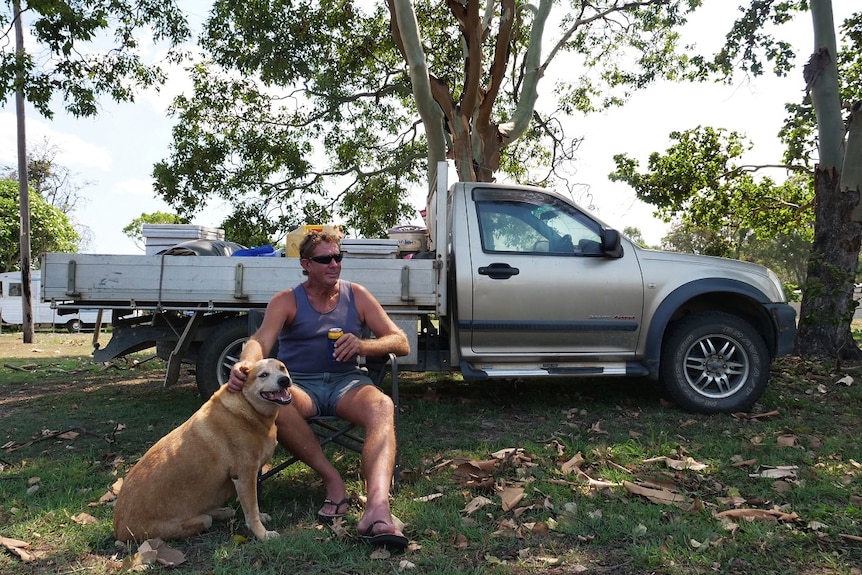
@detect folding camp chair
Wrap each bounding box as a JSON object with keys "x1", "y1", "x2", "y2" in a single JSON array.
[{"x1": 246, "y1": 311, "x2": 401, "y2": 490}]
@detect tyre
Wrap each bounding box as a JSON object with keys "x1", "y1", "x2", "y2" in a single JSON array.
[
  {"x1": 660, "y1": 311, "x2": 769, "y2": 414},
  {"x1": 195, "y1": 316, "x2": 249, "y2": 399},
  {"x1": 66, "y1": 319, "x2": 83, "y2": 333}
]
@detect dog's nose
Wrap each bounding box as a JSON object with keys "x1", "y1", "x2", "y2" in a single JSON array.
[{"x1": 277, "y1": 375, "x2": 292, "y2": 388}]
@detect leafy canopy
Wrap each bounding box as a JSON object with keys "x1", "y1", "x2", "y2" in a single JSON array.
[
  {"x1": 610, "y1": 126, "x2": 813, "y2": 240},
  {"x1": 0, "y1": 179, "x2": 78, "y2": 272},
  {"x1": 0, "y1": 1, "x2": 191, "y2": 118},
  {"x1": 153, "y1": 0, "x2": 700, "y2": 238},
  {"x1": 122, "y1": 212, "x2": 189, "y2": 251}
]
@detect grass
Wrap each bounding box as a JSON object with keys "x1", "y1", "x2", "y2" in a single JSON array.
[{"x1": 2, "y1": 333, "x2": 862, "y2": 574}]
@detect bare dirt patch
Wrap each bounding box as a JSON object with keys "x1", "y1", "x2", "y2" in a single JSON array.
[
  {"x1": 0, "y1": 332, "x2": 180, "y2": 421},
  {"x1": 0, "y1": 331, "x2": 102, "y2": 360}
]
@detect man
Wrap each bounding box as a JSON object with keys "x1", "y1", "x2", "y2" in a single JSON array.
[{"x1": 227, "y1": 230, "x2": 410, "y2": 548}]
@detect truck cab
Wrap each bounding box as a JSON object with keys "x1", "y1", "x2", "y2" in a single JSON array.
[{"x1": 446, "y1": 182, "x2": 796, "y2": 413}]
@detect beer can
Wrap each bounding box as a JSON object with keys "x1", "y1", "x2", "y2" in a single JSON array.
[{"x1": 328, "y1": 327, "x2": 343, "y2": 358}]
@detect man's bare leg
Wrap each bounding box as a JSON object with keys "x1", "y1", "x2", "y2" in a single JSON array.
[
  {"x1": 274, "y1": 392, "x2": 346, "y2": 515},
  {"x1": 337, "y1": 385, "x2": 403, "y2": 538}
]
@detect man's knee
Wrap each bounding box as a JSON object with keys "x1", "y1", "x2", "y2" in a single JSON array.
[{"x1": 339, "y1": 386, "x2": 394, "y2": 423}]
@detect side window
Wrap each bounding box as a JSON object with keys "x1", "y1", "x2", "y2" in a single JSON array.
[
  {"x1": 475, "y1": 195, "x2": 603, "y2": 256},
  {"x1": 478, "y1": 206, "x2": 545, "y2": 252},
  {"x1": 9, "y1": 282, "x2": 22, "y2": 297}
]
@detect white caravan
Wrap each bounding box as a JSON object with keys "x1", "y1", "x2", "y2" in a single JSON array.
[{"x1": 0, "y1": 270, "x2": 101, "y2": 332}]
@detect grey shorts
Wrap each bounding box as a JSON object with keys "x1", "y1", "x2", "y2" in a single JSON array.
[{"x1": 291, "y1": 369, "x2": 373, "y2": 417}]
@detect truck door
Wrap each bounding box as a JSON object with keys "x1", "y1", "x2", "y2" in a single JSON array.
[{"x1": 463, "y1": 187, "x2": 644, "y2": 358}]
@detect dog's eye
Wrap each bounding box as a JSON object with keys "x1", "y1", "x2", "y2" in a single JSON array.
[{"x1": 259, "y1": 371, "x2": 269, "y2": 378}]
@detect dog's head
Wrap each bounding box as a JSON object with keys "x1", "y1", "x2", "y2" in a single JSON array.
[{"x1": 240, "y1": 358, "x2": 293, "y2": 411}]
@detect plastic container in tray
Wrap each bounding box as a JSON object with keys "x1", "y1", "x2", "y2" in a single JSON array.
[{"x1": 387, "y1": 225, "x2": 428, "y2": 253}]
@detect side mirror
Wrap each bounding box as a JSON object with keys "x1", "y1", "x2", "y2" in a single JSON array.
[{"x1": 602, "y1": 229, "x2": 624, "y2": 258}]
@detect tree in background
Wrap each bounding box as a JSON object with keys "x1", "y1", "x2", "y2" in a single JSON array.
[
  {"x1": 3, "y1": 138, "x2": 95, "y2": 248},
  {"x1": 122, "y1": 212, "x2": 189, "y2": 252},
  {"x1": 218, "y1": 204, "x2": 281, "y2": 250},
  {"x1": 154, "y1": 0, "x2": 700, "y2": 237},
  {"x1": 659, "y1": 221, "x2": 734, "y2": 258},
  {"x1": 790, "y1": 4, "x2": 862, "y2": 359},
  {"x1": 622, "y1": 226, "x2": 648, "y2": 249},
  {"x1": 3, "y1": 138, "x2": 91, "y2": 214},
  {"x1": 610, "y1": 127, "x2": 814, "y2": 262},
  {"x1": 0, "y1": 179, "x2": 77, "y2": 272},
  {"x1": 0, "y1": 1, "x2": 190, "y2": 118}
]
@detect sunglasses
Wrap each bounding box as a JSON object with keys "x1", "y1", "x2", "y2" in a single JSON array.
[{"x1": 306, "y1": 253, "x2": 344, "y2": 264}]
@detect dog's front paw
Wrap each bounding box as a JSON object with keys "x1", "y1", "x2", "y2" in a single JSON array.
[
  {"x1": 263, "y1": 529, "x2": 279, "y2": 539},
  {"x1": 259, "y1": 512, "x2": 272, "y2": 524}
]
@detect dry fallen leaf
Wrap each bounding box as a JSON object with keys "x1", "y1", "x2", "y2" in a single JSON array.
[
  {"x1": 0, "y1": 535, "x2": 35, "y2": 562},
  {"x1": 462, "y1": 495, "x2": 494, "y2": 515},
  {"x1": 500, "y1": 487, "x2": 525, "y2": 512},
  {"x1": 751, "y1": 466, "x2": 798, "y2": 479},
  {"x1": 776, "y1": 435, "x2": 797, "y2": 448},
  {"x1": 560, "y1": 452, "x2": 585, "y2": 475},
  {"x1": 70, "y1": 512, "x2": 97, "y2": 525},
  {"x1": 414, "y1": 493, "x2": 444, "y2": 502},
  {"x1": 449, "y1": 532, "x2": 469, "y2": 549},
  {"x1": 130, "y1": 538, "x2": 186, "y2": 567},
  {"x1": 714, "y1": 508, "x2": 800, "y2": 522},
  {"x1": 623, "y1": 481, "x2": 692, "y2": 508},
  {"x1": 452, "y1": 461, "x2": 494, "y2": 489},
  {"x1": 664, "y1": 456, "x2": 707, "y2": 471}
]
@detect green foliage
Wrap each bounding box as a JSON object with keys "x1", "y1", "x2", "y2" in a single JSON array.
[
  {"x1": 121, "y1": 211, "x2": 188, "y2": 250},
  {"x1": 154, "y1": 1, "x2": 702, "y2": 238},
  {"x1": 623, "y1": 226, "x2": 647, "y2": 248},
  {"x1": 0, "y1": 179, "x2": 78, "y2": 272},
  {"x1": 0, "y1": 1, "x2": 190, "y2": 119},
  {"x1": 685, "y1": 0, "x2": 804, "y2": 80},
  {"x1": 660, "y1": 220, "x2": 733, "y2": 257},
  {"x1": 611, "y1": 126, "x2": 814, "y2": 262},
  {"x1": 219, "y1": 203, "x2": 280, "y2": 249}
]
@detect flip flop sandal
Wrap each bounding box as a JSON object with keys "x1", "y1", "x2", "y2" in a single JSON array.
[
  {"x1": 317, "y1": 497, "x2": 352, "y2": 524},
  {"x1": 359, "y1": 520, "x2": 409, "y2": 550}
]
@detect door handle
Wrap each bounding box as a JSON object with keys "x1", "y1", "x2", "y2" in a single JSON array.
[{"x1": 478, "y1": 263, "x2": 520, "y2": 279}]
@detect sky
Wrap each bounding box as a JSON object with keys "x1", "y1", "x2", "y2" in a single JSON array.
[{"x1": 0, "y1": 2, "x2": 853, "y2": 255}]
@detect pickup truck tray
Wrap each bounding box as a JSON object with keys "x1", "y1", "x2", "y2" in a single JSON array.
[{"x1": 41, "y1": 253, "x2": 439, "y2": 314}]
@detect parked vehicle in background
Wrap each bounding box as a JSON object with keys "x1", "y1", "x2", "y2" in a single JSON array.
[
  {"x1": 40, "y1": 163, "x2": 796, "y2": 413},
  {"x1": 0, "y1": 271, "x2": 102, "y2": 333}
]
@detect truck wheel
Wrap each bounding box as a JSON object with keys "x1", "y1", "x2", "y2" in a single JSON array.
[
  {"x1": 660, "y1": 311, "x2": 769, "y2": 414},
  {"x1": 195, "y1": 316, "x2": 249, "y2": 399},
  {"x1": 66, "y1": 319, "x2": 83, "y2": 333}
]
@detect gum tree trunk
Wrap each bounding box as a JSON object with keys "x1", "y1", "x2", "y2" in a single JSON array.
[
  {"x1": 795, "y1": 167, "x2": 862, "y2": 359},
  {"x1": 794, "y1": 0, "x2": 862, "y2": 360}
]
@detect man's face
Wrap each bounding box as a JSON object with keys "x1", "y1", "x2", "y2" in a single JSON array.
[{"x1": 303, "y1": 241, "x2": 343, "y2": 283}]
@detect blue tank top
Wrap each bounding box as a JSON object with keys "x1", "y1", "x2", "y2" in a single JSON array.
[{"x1": 277, "y1": 280, "x2": 362, "y2": 373}]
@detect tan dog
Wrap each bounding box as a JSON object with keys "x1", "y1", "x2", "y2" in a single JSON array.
[{"x1": 113, "y1": 358, "x2": 292, "y2": 542}]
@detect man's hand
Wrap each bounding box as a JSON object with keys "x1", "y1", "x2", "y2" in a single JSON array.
[{"x1": 227, "y1": 361, "x2": 253, "y2": 393}]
